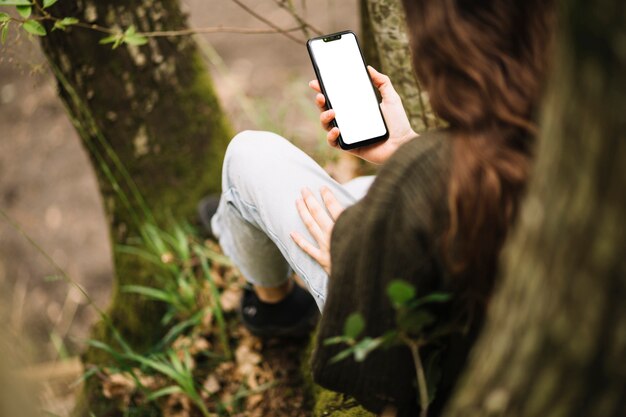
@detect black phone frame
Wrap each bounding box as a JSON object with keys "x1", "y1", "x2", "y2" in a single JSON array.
[{"x1": 306, "y1": 30, "x2": 389, "y2": 150}]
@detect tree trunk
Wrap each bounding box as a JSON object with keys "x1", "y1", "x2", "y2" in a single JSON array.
[
  {"x1": 359, "y1": 0, "x2": 382, "y2": 73},
  {"x1": 443, "y1": 0, "x2": 626, "y2": 416},
  {"x1": 361, "y1": 0, "x2": 437, "y2": 132},
  {"x1": 39, "y1": 0, "x2": 232, "y2": 414}
]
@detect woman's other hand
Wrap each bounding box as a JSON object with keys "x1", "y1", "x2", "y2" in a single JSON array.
[
  {"x1": 309, "y1": 65, "x2": 417, "y2": 165},
  {"x1": 290, "y1": 187, "x2": 344, "y2": 275}
]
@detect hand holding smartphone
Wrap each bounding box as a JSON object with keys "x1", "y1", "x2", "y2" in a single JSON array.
[{"x1": 307, "y1": 31, "x2": 389, "y2": 150}]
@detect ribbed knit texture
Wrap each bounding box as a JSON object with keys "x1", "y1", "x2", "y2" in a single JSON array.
[{"x1": 311, "y1": 131, "x2": 476, "y2": 416}]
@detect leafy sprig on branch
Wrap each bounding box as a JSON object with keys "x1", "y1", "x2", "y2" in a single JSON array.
[
  {"x1": 0, "y1": 0, "x2": 316, "y2": 48},
  {"x1": 324, "y1": 280, "x2": 454, "y2": 417}
]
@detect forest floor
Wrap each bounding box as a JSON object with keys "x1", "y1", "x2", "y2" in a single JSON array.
[{"x1": 0, "y1": 0, "x2": 360, "y2": 415}]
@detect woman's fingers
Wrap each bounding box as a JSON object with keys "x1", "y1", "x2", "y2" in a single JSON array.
[
  {"x1": 296, "y1": 196, "x2": 328, "y2": 250},
  {"x1": 290, "y1": 231, "x2": 326, "y2": 266},
  {"x1": 367, "y1": 65, "x2": 401, "y2": 103},
  {"x1": 291, "y1": 230, "x2": 330, "y2": 274},
  {"x1": 320, "y1": 109, "x2": 335, "y2": 128},
  {"x1": 309, "y1": 79, "x2": 321, "y2": 93},
  {"x1": 315, "y1": 93, "x2": 326, "y2": 110},
  {"x1": 311, "y1": 80, "x2": 337, "y2": 143},
  {"x1": 326, "y1": 127, "x2": 340, "y2": 147},
  {"x1": 291, "y1": 187, "x2": 342, "y2": 276},
  {"x1": 320, "y1": 187, "x2": 345, "y2": 221},
  {"x1": 301, "y1": 188, "x2": 335, "y2": 236}
]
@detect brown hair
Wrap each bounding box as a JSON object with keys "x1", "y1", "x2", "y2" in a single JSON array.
[{"x1": 401, "y1": 0, "x2": 554, "y2": 305}]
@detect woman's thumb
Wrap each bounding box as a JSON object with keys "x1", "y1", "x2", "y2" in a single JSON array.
[{"x1": 367, "y1": 66, "x2": 399, "y2": 100}]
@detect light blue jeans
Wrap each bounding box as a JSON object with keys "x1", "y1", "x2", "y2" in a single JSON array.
[{"x1": 211, "y1": 130, "x2": 375, "y2": 312}]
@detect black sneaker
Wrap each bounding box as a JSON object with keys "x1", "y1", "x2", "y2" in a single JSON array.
[
  {"x1": 239, "y1": 283, "x2": 320, "y2": 338},
  {"x1": 197, "y1": 194, "x2": 221, "y2": 239}
]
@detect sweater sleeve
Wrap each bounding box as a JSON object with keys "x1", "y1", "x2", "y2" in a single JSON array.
[{"x1": 310, "y1": 132, "x2": 452, "y2": 416}]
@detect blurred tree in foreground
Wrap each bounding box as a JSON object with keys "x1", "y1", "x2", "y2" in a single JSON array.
[
  {"x1": 38, "y1": 0, "x2": 232, "y2": 414},
  {"x1": 443, "y1": 0, "x2": 626, "y2": 415}
]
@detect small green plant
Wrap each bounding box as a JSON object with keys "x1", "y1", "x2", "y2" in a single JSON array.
[
  {"x1": 87, "y1": 339, "x2": 212, "y2": 417},
  {"x1": 99, "y1": 24, "x2": 147, "y2": 49},
  {"x1": 117, "y1": 221, "x2": 233, "y2": 359},
  {"x1": 324, "y1": 279, "x2": 452, "y2": 417}
]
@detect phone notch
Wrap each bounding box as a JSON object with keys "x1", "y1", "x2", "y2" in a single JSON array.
[{"x1": 323, "y1": 34, "x2": 342, "y2": 42}]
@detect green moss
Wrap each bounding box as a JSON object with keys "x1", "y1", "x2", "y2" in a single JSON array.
[
  {"x1": 301, "y1": 330, "x2": 376, "y2": 417},
  {"x1": 313, "y1": 390, "x2": 375, "y2": 417}
]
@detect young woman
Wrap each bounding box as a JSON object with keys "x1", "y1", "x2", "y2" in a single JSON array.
[{"x1": 206, "y1": 0, "x2": 553, "y2": 415}]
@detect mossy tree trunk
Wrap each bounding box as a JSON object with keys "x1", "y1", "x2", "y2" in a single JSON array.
[
  {"x1": 443, "y1": 0, "x2": 626, "y2": 416},
  {"x1": 39, "y1": 0, "x2": 232, "y2": 414},
  {"x1": 361, "y1": 0, "x2": 437, "y2": 131}
]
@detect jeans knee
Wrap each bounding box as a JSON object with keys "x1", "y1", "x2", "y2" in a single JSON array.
[
  {"x1": 226, "y1": 130, "x2": 276, "y2": 161},
  {"x1": 226, "y1": 130, "x2": 288, "y2": 169},
  {"x1": 222, "y1": 130, "x2": 286, "y2": 189}
]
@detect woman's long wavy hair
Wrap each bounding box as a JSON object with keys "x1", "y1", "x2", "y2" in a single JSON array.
[{"x1": 401, "y1": 0, "x2": 554, "y2": 308}]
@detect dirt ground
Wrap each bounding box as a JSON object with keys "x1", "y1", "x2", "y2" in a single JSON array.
[{"x1": 0, "y1": 0, "x2": 357, "y2": 372}]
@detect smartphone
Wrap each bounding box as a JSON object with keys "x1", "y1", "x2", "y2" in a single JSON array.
[{"x1": 307, "y1": 30, "x2": 389, "y2": 150}]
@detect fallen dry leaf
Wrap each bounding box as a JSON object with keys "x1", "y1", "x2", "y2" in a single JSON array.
[
  {"x1": 246, "y1": 393, "x2": 263, "y2": 410},
  {"x1": 219, "y1": 286, "x2": 242, "y2": 313},
  {"x1": 202, "y1": 374, "x2": 221, "y2": 397},
  {"x1": 102, "y1": 371, "x2": 136, "y2": 406},
  {"x1": 163, "y1": 392, "x2": 191, "y2": 417},
  {"x1": 235, "y1": 344, "x2": 262, "y2": 377}
]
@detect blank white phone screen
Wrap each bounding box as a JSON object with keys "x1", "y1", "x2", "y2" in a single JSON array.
[{"x1": 309, "y1": 33, "x2": 387, "y2": 145}]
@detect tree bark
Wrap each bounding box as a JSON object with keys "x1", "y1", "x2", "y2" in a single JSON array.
[
  {"x1": 39, "y1": 1, "x2": 232, "y2": 414},
  {"x1": 443, "y1": 0, "x2": 626, "y2": 416},
  {"x1": 362, "y1": 0, "x2": 438, "y2": 132},
  {"x1": 359, "y1": 0, "x2": 382, "y2": 73}
]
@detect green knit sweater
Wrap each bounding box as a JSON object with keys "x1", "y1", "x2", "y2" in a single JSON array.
[{"x1": 311, "y1": 131, "x2": 478, "y2": 416}]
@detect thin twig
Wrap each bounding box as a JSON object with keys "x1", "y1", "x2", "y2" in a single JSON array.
[
  {"x1": 68, "y1": 21, "x2": 116, "y2": 34},
  {"x1": 0, "y1": 208, "x2": 106, "y2": 320},
  {"x1": 272, "y1": 0, "x2": 324, "y2": 38},
  {"x1": 19, "y1": 2, "x2": 308, "y2": 41},
  {"x1": 403, "y1": 336, "x2": 429, "y2": 417},
  {"x1": 230, "y1": 0, "x2": 305, "y2": 44},
  {"x1": 32, "y1": 14, "x2": 306, "y2": 39},
  {"x1": 141, "y1": 24, "x2": 304, "y2": 38}
]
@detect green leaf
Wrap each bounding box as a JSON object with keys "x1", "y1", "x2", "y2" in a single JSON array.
[
  {"x1": 16, "y1": 5, "x2": 31, "y2": 18},
  {"x1": 115, "y1": 244, "x2": 165, "y2": 268},
  {"x1": 344, "y1": 313, "x2": 365, "y2": 339},
  {"x1": 86, "y1": 339, "x2": 124, "y2": 361},
  {"x1": 380, "y1": 330, "x2": 400, "y2": 348},
  {"x1": 146, "y1": 385, "x2": 183, "y2": 401},
  {"x1": 323, "y1": 336, "x2": 349, "y2": 346},
  {"x1": 22, "y1": 19, "x2": 45, "y2": 36},
  {"x1": 329, "y1": 346, "x2": 355, "y2": 364},
  {"x1": 398, "y1": 310, "x2": 435, "y2": 334},
  {"x1": 0, "y1": 0, "x2": 31, "y2": 5},
  {"x1": 123, "y1": 24, "x2": 148, "y2": 46},
  {"x1": 353, "y1": 337, "x2": 383, "y2": 362},
  {"x1": 0, "y1": 13, "x2": 10, "y2": 22},
  {"x1": 122, "y1": 285, "x2": 177, "y2": 304},
  {"x1": 59, "y1": 17, "x2": 78, "y2": 25},
  {"x1": 124, "y1": 32, "x2": 148, "y2": 46},
  {"x1": 43, "y1": 0, "x2": 58, "y2": 8},
  {"x1": 1, "y1": 23, "x2": 8, "y2": 45},
  {"x1": 173, "y1": 225, "x2": 189, "y2": 260},
  {"x1": 408, "y1": 292, "x2": 452, "y2": 310},
  {"x1": 158, "y1": 310, "x2": 204, "y2": 348},
  {"x1": 124, "y1": 24, "x2": 136, "y2": 36},
  {"x1": 387, "y1": 280, "x2": 416, "y2": 307},
  {"x1": 99, "y1": 33, "x2": 122, "y2": 49}
]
